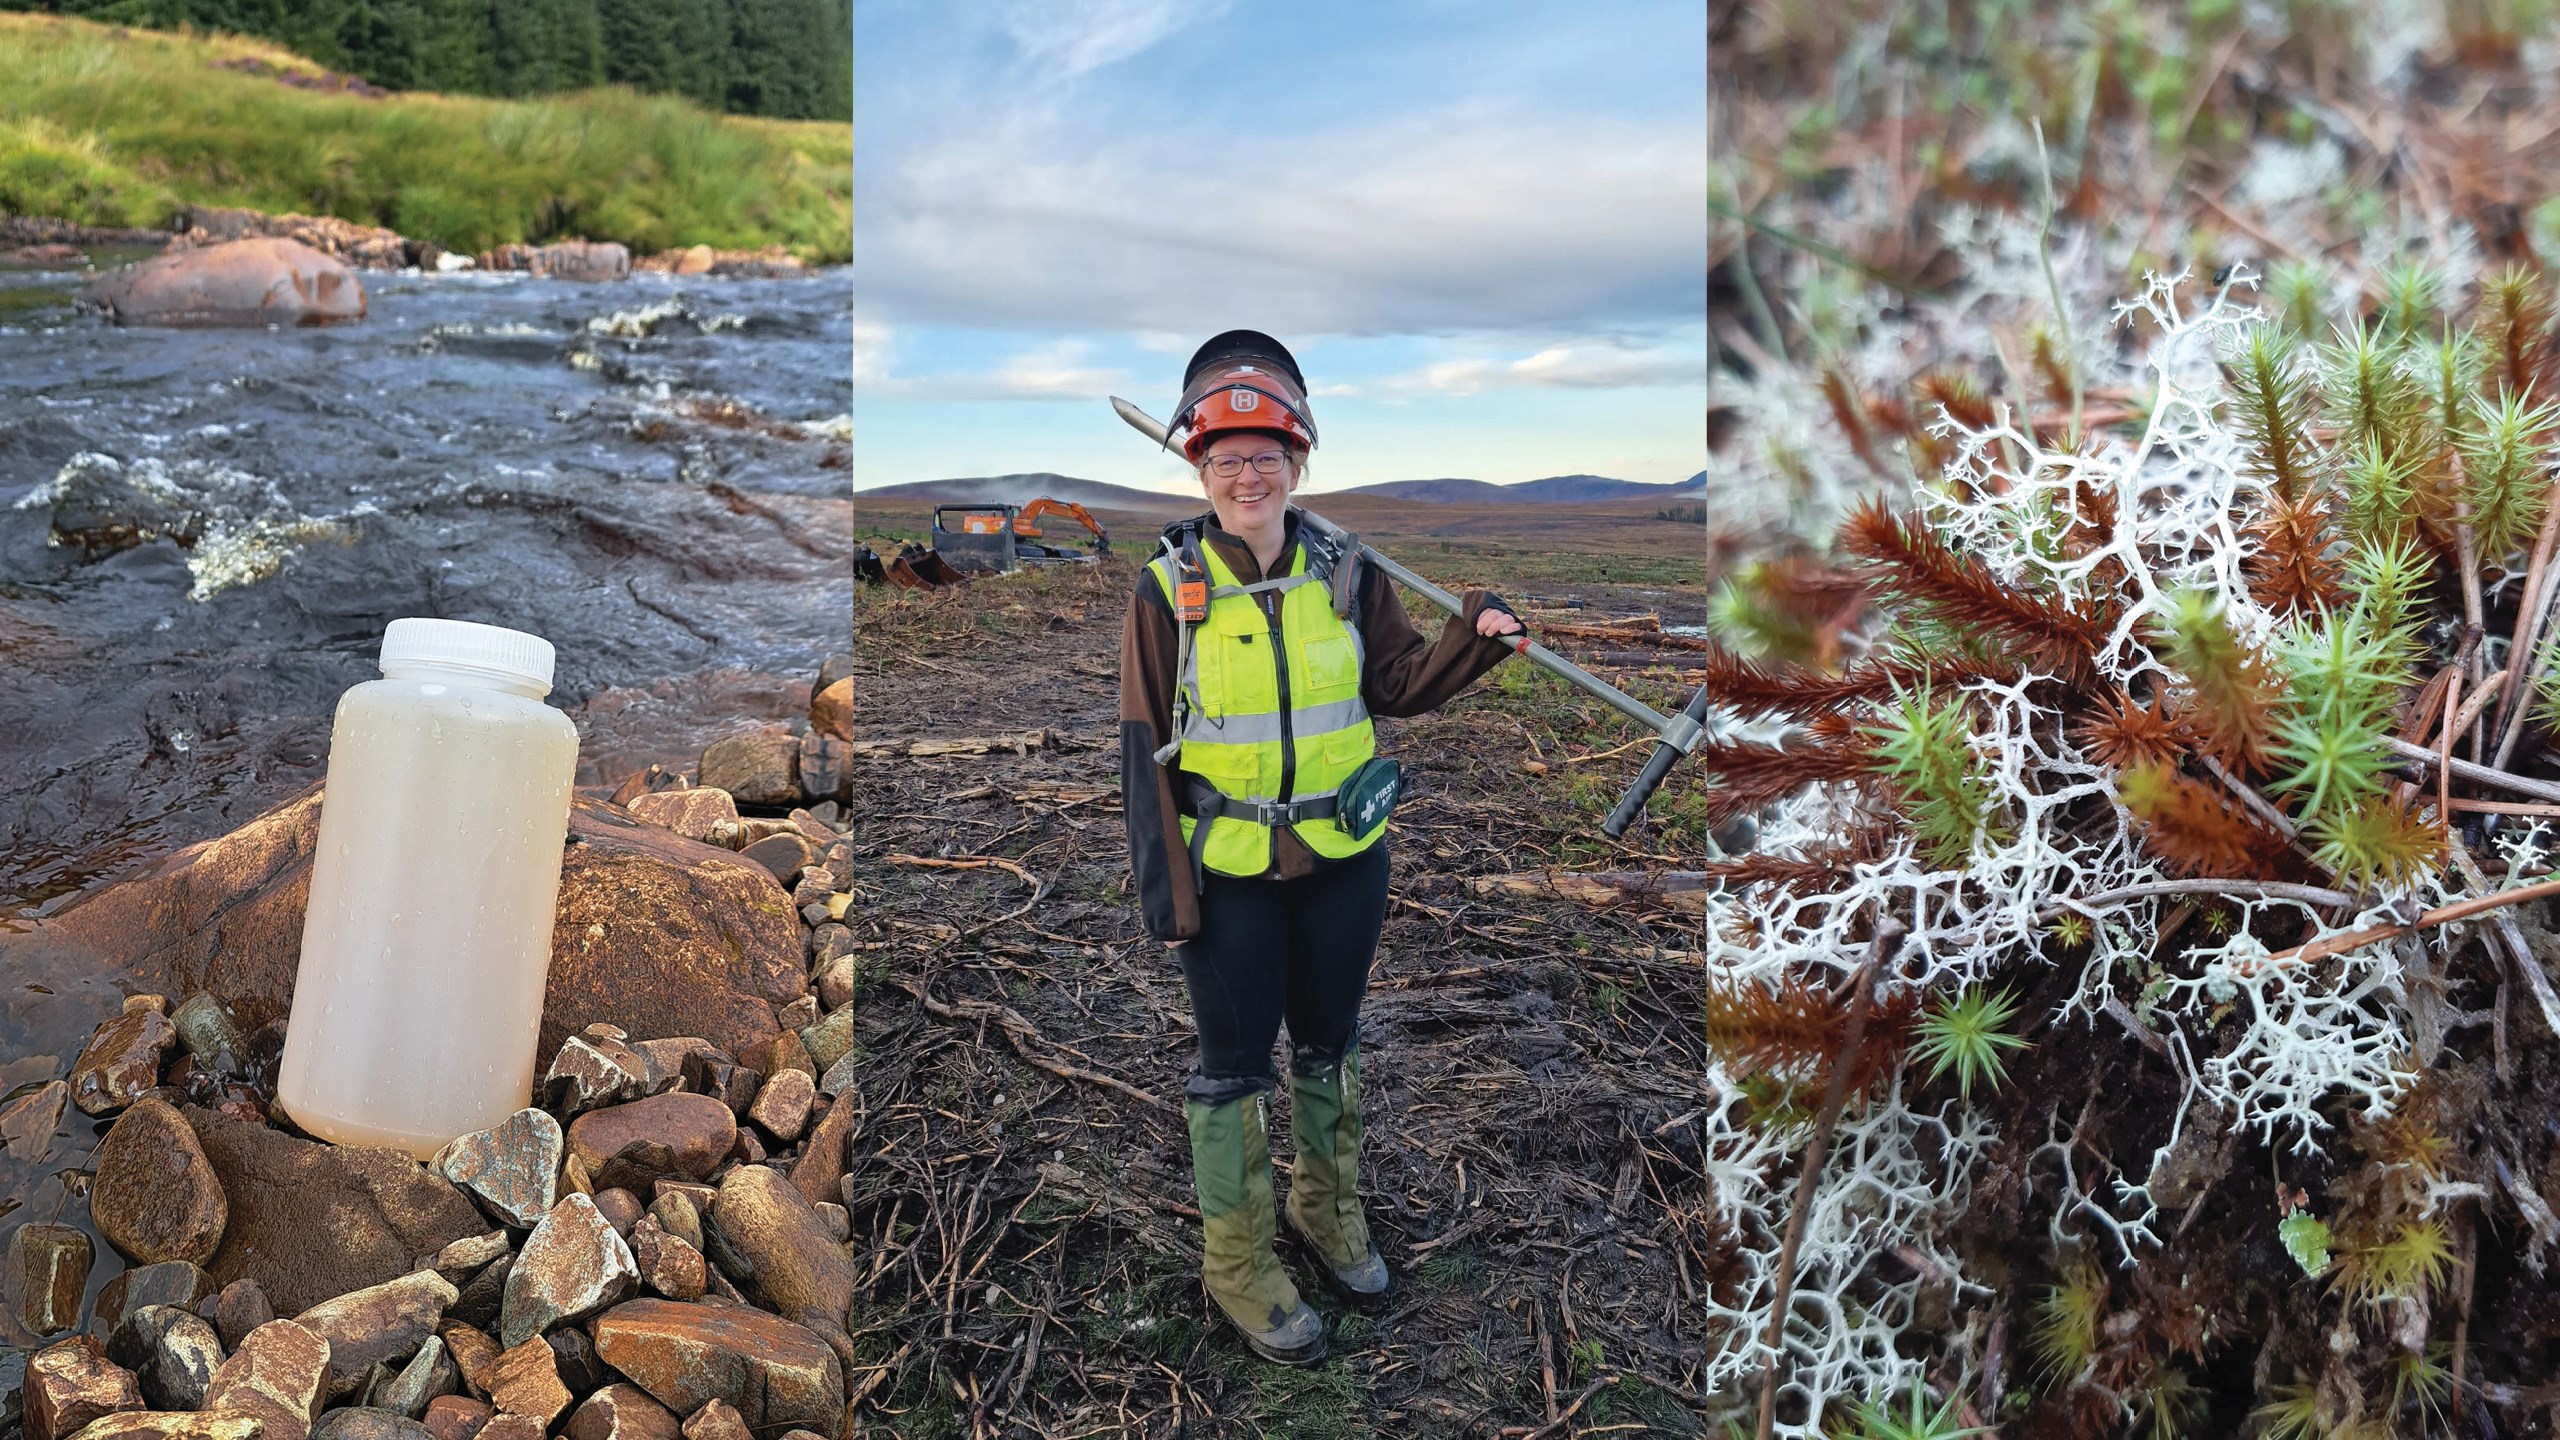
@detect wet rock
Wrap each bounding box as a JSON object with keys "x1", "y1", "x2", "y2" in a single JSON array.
[
  {"x1": 795, "y1": 1008, "x2": 857, "y2": 1076},
  {"x1": 743, "y1": 1069, "x2": 813, "y2": 1144},
  {"x1": 310, "y1": 1409, "x2": 433, "y2": 1440},
  {"x1": 169, "y1": 996, "x2": 255, "y2": 1080},
  {"x1": 105, "y1": 1307, "x2": 220, "y2": 1410},
  {"x1": 522, "y1": 242, "x2": 629, "y2": 284},
  {"x1": 566, "y1": 1096, "x2": 736, "y2": 1189},
  {"x1": 742, "y1": 1032, "x2": 813, "y2": 1084},
  {"x1": 71, "y1": 1000, "x2": 177, "y2": 1117},
  {"x1": 680, "y1": 1056, "x2": 760, "y2": 1119},
  {"x1": 795, "y1": 736, "x2": 847, "y2": 805},
  {"x1": 25, "y1": 1336, "x2": 144, "y2": 1440},
  {"x1": 481, "y1": 1339, "x2": 568, "y2": 1425},
  {"x1": 200, "y1": 1320, "x2": 327, "y2": 1440},
  {"x1": 57, "y1": 1412, "x2": 264, "y2": 1440},
  {"x1": 82, "y1": 239, "x2": 366, "y2": 328},
  {"x1": 443, "y1": 1258, "x2": 510, "y2": 1336},
  {"x1": 432, "y1": 1112, "x2": 562, "y2": 1230},
  {"x1": 815, "y1": 1050, "x2": 859, "y2": 1101},
  {"x1": 183, "y1": 1108, "x2": 482, "y2": 1316},
  {"x1": 430, "y1": 1327, "x2": 497, "y2": 1402},
  {"x1": 709, "y1": 1168, "x2": 850, "y2": 1346},
  {"x1": 4, "y1": 1348, "x2": 29, "y2": 1433},
  {"x1": 472, "y1": 1418, "x2": 540, "y2": 1440},
  {"x1": 59, "y1": 787, "x2": 798, "y2": 1068},
  {"x1": 370, "y1": 1335, "x2": 454, "y2": 1418},
  {"x1": 589, "y1": 1190, "x2": 643, "y2": 1238},
  {"x1": 589, "y1": 1301, "x2": 842, "y2": 1431},
  {"x1": 623, "y1": 791, "x2": 737, "y2": 844},
  {"x1": 541, "y1": 1030, "x2": 660, "y2": 1118},
  {"x1": 696, "y1": 734, "x2": 799, "y2": 809},
  {"x1": 644, "y1": 1195, "x2": 702, "y2": 1255},
  {"x1": 422, "y1": 1237, "x2": 508, "y2": 1286},
  {"x1": 5, "y1": 1224, "x2": 93, "y2": 1338},
  {"x1": 94, "y1": 1099, "x2": 228, "y2": 1265},
  {"x1": 543, "y1": 1330, "x2": 601, "y2": 1397},
  {"x1": 419, "y1": 1395, "x2": 490, "y2": 1440},
  {"x1": 292, "y1": 1270, "x2": 456, "y2": 1399},
  {"x1": 812, "y1": 1205, "x2": 848, "y2": 1245},
  {"x1": 211, "y1": 1282, "x2": 274, "y2": 1351},
  {"x1": 0, "y1": 1081, "x2": 71, "y2": 1164},
  {"x1": 806, "y1": 680, "x2": 852, "y2": 745},
  {"x1": 627, "y1": 1040, "x2": 714, "y2": 1094},
  {"x1": 736, "y1": 834, "x2": 812, "y2": 886},
  {"x1": 787, "y1": 1096, "x2": 856, "y2": 1209},
  {"x1": 498, "y1": 1194, "x2": 634, "y2": 1348},
  {"x1": 561, "y1": 1383, "x2": 677, "y2": 1440},
  {"x1": 96, "y1": 1265, "x2": 217, "y2": 1345},
  {"x1": 625, "y1": 1219, "x2": 704, "y2": 1303},
  {"x1": 677, "y1": 1399, "x2": 749, "y2": 1440}
]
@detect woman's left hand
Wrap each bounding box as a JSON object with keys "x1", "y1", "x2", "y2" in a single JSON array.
[{"x1": 1475, "y1": 601, "x2": 1524, "y2": 638}]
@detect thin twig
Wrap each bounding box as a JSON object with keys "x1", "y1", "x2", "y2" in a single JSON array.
[
  {"x1": 2037, "y1": 878, "x2": 2358, "y2": 920},
  {"x1": 2243, "y1": 876, "x2": 2560, "y2": 973},
  {"x1": 1757, "y1": 921, "x2": 1902, "y2": 1439},
  {"x1": 2388, "y1": 738, "x2": 2560, "y2": 802}
]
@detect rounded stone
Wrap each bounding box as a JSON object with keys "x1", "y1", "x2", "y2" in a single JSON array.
[
  {"x1": 93, "y1": 1100, "x2": 228, "y2": 1266},
  {"x1": 565, "y1": 1095, "x2": 735, "y2": 1183}
]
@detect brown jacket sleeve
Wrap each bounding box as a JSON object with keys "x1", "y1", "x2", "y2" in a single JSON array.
[
  {"x1": 1355, "y1": 559, "x2": 1520, "y2": 717},
  {"x1": 1120, "y1": 568, "x2": 1201, "y2": 942}
]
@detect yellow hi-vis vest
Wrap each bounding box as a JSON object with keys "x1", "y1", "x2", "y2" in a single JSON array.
[{"x1": 1150, "y1": 532, "x2": 1382, "y2": 878}]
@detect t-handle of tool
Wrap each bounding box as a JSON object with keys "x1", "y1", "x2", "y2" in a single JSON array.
[{"x1": 1603, "y1": 681, "x2": 1713, "y2": 839}]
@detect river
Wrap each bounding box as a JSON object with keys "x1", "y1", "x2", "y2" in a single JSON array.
[{"x1": 0, "y1": 256, "x2": 852, "y2": 1247}]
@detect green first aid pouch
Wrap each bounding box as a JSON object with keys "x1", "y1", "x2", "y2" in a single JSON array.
[{"x1": 1335, "y1": 756, "x2": 1401, "y2": 840}]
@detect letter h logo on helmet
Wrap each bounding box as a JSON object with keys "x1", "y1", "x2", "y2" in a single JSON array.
[{"x1": 1229, "y1": 388, "x2": 1259, "y2": 412}]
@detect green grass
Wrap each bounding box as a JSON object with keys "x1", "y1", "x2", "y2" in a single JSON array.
[{"x1": 0, "y1": 13, "x2": 849, "y2": 259}]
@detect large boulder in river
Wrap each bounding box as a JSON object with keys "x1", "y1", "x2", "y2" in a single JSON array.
[
  {"x1": 81, "y1": 239, "x2": 365, "y2": 328},
  {"x1": 477, "y1": 242, "x2": 628, "y2": 283},
  {"x1": 39, "y1": 782, "x2": 802, "y2": 1062}
]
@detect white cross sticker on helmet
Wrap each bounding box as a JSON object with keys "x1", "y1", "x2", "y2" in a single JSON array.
[{"x1": 1229, "y1": 388, "x2": 1259, "y2": 411}]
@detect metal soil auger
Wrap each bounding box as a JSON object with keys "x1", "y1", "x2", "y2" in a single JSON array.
[{"x1": 1108, "y1": 395, "x2": 1706, "y2": 838}]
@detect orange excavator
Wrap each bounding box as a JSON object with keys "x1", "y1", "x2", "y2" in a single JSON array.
[{"x1": 923, "y1": 498, "x2": 1110, "y2": 575}]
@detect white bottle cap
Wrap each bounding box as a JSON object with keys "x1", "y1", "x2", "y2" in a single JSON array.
[{"x1": 379, "y1": 618, "x2": 556, "y2": 694}]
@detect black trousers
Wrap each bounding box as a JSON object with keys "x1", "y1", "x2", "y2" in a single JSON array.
[{"x1": 1179, "y1": 840, "x2": 1392, "y2": 1106}]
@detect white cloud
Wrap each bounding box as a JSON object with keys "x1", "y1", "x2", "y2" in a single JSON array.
[
  {"x1": 862, "y1": 110, "x2": 1706, "y2": 337},
  {"x1": 1000, "y1": 0, "x2": 1227, "y2": 77},
  {"x1": 1392, "y1": 340, "x2": 1703, "y2": 396},
  {"x1": 852, "y1": 320, "x2": 893, "y2": 386},
  {"x1": 991, "y1": 341, "x2": 1126, "y2": 399}
]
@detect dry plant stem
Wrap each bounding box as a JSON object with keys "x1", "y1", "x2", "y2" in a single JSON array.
[
  {"x1": 2030, "y1": 118, "x2": 2083, "y2": 445},
  {"x1": 2450, "y1": 848, "x2": 2560, "y2": 1043},
  {"x1": 2451, "y1": 669, "x2": 2510, "y2": 743},
  {"x1": 2036, "y1": 879, "x2": 2358, "y2": 921},
  {"x1": 2387, "y1": 738, "x2": 2560, "y2": 802},
  {"x1": 2490, "y1": 497, "x2": 2560, "y2": 743},
  {"x1": 2492, "y1": 614, "x2": 2560, "y2": 772},
  {"x1": 2247, "y1": 875, "x2": 2560, "y2": 973},
  {"x1": 2444, "y1": 798, "x2": 2560, "y2": 817},
  {"x1": 1755, "y1": 922, "x2": 1900, "y2": 1440}
]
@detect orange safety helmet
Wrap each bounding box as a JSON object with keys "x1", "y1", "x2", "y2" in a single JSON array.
[{"x1": 1171, "y1": 329, "x2": 1318, "y2": 461}]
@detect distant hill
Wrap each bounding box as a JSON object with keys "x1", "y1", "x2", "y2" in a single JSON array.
[
  {"x1": 1342, "y1": 474, "x2": 1695, "y2": 503},
  {"x1": 855, "y1": 474, "x2": 1193, "y2": 513},
  {"x1": 861, "y1": 471, "x2": 1709, "y2": 509}
]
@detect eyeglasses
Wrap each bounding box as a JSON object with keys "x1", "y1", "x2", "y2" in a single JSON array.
[{"x1": 1204, "y1": 451, "x2": 1291, "y2": 479}]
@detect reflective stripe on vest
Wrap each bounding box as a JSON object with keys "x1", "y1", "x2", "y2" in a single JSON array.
[{"x1": 1151, "y1": 536, "x2": 1380, "y2": 876}]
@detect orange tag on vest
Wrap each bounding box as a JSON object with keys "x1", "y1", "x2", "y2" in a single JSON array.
[{"x1": 1175, "y1": 577, "x2": 1209, "y2": 623}]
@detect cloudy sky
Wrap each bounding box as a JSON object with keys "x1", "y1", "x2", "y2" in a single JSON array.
[{"x1": 852, "y1": 0, "x2": 1707, "y2": 494}]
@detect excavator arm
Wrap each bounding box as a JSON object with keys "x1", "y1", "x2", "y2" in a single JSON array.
[{"x1": 1012, "y1": 498, "x2": 1109, "y2": 554}]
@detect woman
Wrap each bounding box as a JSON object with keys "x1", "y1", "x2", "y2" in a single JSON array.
[{"x1": 1119, "y1": 329, "x2": 1524, "y2": 1365}]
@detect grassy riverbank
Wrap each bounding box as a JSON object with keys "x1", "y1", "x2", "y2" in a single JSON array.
[{"x1": 0, "y1": 13, "x2": 849, "y2": 261}]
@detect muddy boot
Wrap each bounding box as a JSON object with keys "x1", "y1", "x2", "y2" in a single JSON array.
[
  {"x1": 1283, "y1": 1048, "x2": 1390, "y2": 1310},
  {"x1": 1188, "y1": 1091, "x2": 1327, "y2": 1366}
]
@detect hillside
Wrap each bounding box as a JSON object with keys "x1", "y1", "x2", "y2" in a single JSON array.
[
  {"x1": 860, "y1": 470, "x2": 1710, "y2": 510},
  {"x1": 0, "y1": 14, "x2": 849, "y2": 259},
  {"x1": 0, "y1": 0, "x2": 848, "y2": 120}
]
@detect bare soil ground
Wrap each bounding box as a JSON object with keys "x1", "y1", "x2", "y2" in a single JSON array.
[{"x1": 831, "y1": 505, "x2": 1716, "y2": 1437}]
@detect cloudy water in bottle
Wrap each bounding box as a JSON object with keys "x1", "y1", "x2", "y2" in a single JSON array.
[{"x1": 277, "y1": 618, "x2": 580, "y2": 1157}]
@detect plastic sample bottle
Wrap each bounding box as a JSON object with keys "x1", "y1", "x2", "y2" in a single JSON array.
[{"x1": 276, "y1": 618, "x2": 580, "y2": 1158}]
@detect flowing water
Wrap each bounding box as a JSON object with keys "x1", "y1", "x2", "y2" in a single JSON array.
[{"x1": 0, "y1": 258, "x2": 851, "y2": 1249}]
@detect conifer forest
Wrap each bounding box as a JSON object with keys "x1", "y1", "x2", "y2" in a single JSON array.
[{"x1": 1709, "y1": 2, "x2": 2560, "y2": 1434}]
